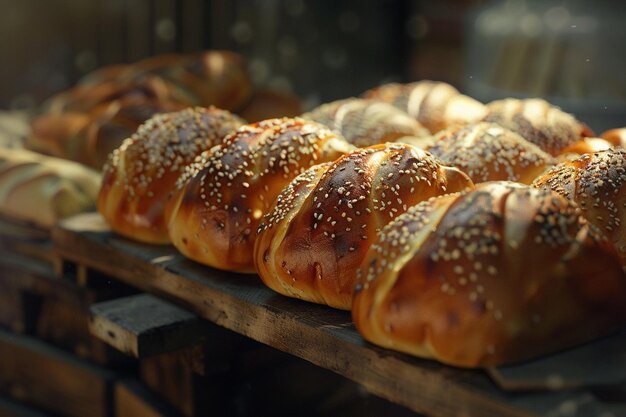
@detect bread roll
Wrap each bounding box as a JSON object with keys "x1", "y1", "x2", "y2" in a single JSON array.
[
  {"x1": 28, "y1": 98, "x2": 184, "y2": 169},
  {"x1": 129, "y1": 50, "x2": 253, "y2": 111},
  {"x1": 559, "y1": 137, "x2": 613, "y2": 156},
  {"x1": 362, "y1": 81, "x2": 487, "y2": 133},
  {"x1": 168, "y1": 118, "x2": 354, "y2": 273},
  {"x1": 28, "y1": 50, "x2": 254, "y2": 168},
  {"x1": 254, "y1": 143, "x2": 473, "y2": 309},
  {"x1": 77, "y1": 51, "x2": 253, "y2": 111},
  {"x1": 428, "y1": 122, "x2": 554, "y2": 184},
  {"x1": 44, "y1": 76, "x2": 180, "y2": 115},
  {"x1": 533, "y1": 149, "x2": 626, "y2": 266},
  {"x1": 98, "y1": 107, "x2": 244, "y2": 244},
  {"x1": 352, "y1": 182, "x2": 626, "y2": 367},
  {"x1": 301, "y1": 98, "x2": 430, "y2": 147},
  {"x1": 0, "y1": 148, "x2": 101, "y2": 228},
  {"x1": 600, "y1": 128, "x2": 626, "y2": 148},
  {"x1": 483, "y1": 98, "x2": 594, "y2": 157}
]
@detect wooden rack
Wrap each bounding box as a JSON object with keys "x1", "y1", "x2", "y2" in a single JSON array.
[{"x1": 50, "y1": 212, "x2": 626, "y2": 417}]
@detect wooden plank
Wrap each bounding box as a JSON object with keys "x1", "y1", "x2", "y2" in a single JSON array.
[
  {"x1": 0, "y1": 216, "x2": 58, "y2": 269},
  {"x1": 115, "y1": 378, "x2": 185, "y2": 417},
  {"x1": 0, "y1": 252, "x2": 129, "y2": 365},
  {"x1": 89, "y1": 293, "x2": 206, "y2": 357},
  {"x1": 489, "y1": 329, "x2": 626, "y2": 391},
  {"x1": 53, "y1": 213, "x2": 539, "y2": 417},
  {"x1": 0, "y1": 329, "x2": 114, "y2": 417},
  {"x1": 52, "y1": 213, "x2": 626, "y2": 417},
  {"x1": 0, "y1": 395, "x2": 52, "y2": 417},
  {"x1": 139, "y1": 346, "x2": 201, "y2": 417}
]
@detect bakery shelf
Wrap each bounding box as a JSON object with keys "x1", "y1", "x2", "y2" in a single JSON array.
[{"x1": 51, "y1": 212, "x2": 626, "y2": 417}]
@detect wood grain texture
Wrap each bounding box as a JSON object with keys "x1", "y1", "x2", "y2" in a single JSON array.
[
  {"x1": 0, "y1": 252, "x2": 127, "y2": 365},
  {"x1": 115, "y1": 378, "x2": 185, "y2": 417},
  {"x1": 140, "y1": 346, "x2": 201, "y2": 417},
  {"x1": 0, "y1": 329, "x2": 114, "y2": 417},
  {"x1": 89, "y1": 293, "x2": 206, "y2": 357},
  {"x1": 0, "y1": 216, "x2": 59, "y2": 269},
  {"x1": 52, "y1": 212, "x2": 626, "y2": 417}
]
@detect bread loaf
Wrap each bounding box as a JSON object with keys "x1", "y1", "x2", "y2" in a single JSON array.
[
  {"x1": 29, "y1": 98, "x2": 184, "y2": 169},
  {"x1": 28, "y1": 51, "x2": 254, "y2": 168},
  {"x1": 254, "y1": 143, "x2": 473, "y2": 309},
  {"x1": 483, "y1": 98, "x2": 594, "y2": 157},
  {"x1": 98, "y1": 107, "x2": 244, "y2": 244},
  {"x1": 126, "y1": 51, "x2": 253, "y2": 111},
  {"x1": 600, "y1": 128, "x2": 626, "y2": 148},
  {"x1": 362, "y1": 81, "x2": 487, "y2": 133},
  {"x1": 428, "y1": 122, "x2": 554, "y2": 184},
  {"x1": 533, "y1": 149, "x2": 626, "y2": 266},
  {"x1": 301, "y1": 98, "x2": 430, "y2": 147},
  {"x1": 0, "y1": 148, "x2": 101, "y2": 228},
  {"x1": 44, "y1": 76, "x2": 180, "y2": 115},
  {"x1": 352, "y1": 182, "x2": 626, "y2": 367},
  {"x1": 559, "y1": 137, "x2": 613, "y2": 157},
  {"x1": 167, "y1": 118, "x2": 354, "y2": 273}
]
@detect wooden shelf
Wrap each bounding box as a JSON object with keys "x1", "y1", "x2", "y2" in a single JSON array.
[{"x1": 52, "y1": 213, "x2": 625, "y2": 417}]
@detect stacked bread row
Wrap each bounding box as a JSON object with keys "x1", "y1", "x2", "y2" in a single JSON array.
[
  {"x1": 3, "y1": 66, "x2": 623, "y2": 367},
  {"x1": 92, "y1": 80, "x2": 626, "y2": 368},
  {"x1": 25, "y1": 51, "x2": 302, "y2": 170}
]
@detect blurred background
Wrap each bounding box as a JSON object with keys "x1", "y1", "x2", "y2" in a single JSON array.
[{"x1": 1, "y1": 0, "x2": 625, "y2": 130}]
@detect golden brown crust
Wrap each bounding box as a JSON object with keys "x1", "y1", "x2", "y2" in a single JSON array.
[
  {"x1": 168, "y1": 118, "x2": 354, "y2": 273},
  {"x1": 362, "y1": 81, "x2": 487, "y2": 133},
  {"x1": 44, "y1": 76, "x2": 180, "y2": 115},
  {"x1": 27, "y1": 98, "x2": 184, "y2": 169},
  {"x1": 0, "y1": 148, "x2": 101, "y2": 228},
  {"x1": 129, "y1": 51, "x2": 253, "y2": 111},
  {"x1": 353, "y1": 182, "x2": 626, "y2": 367},
  {"x1": 301, "y1": 98, "x2": 430, "y2": 147},
  {"x1": 600, "y1": 128, "x2": 626, "y2": 148},
  {"x1": 254, "y1": 143, "x2": 473, "y2": 309},
  {"x1": 28, "y1": 51, "x2": 254, "y2": 168},
  {"x1": 483, "y1": 98, "x2": 594, "y2": 157},
  {"x1": 428, "y1": 122, "x2": 554, "y2": 184},
  {"x1": 559, "y1": 137, "x2": 613, "y2": 156},
  {"x1": 532, "y1": 149, "x2": 626, "y2": 266},
  {"x1": 97, "y1": 107, "x2": 244, "y2": 244}
]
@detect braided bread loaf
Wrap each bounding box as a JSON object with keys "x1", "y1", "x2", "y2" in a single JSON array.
[
  {"x1": 483, "y1": 98, "x2": 594, "y2": 157},
  {"x1": 0, "y1": 148, "x2": 101, "y2": 228},
  {"x1": 126, "y1": 51, "x2": 253, "y2": 111},
  {"x1": 352, "y1": 182, "x2": 626, "y2": 367},
  {"x1": 428, "y1": 122, "x2": 554, "y2": 184},
  {"x1": 362, "y1": 81, "x2": 487, "y2": 133},
  {"x1": 167, "y1": 118, "x2": 354, "y2": 273},
  {"x1": 28, "y1": 51, "x2": 255, "y2": 168},
  {"x1": 254, "y1": 143, "x2": 473, "y2": 310},
  {"x1": 78, "y1": 51, "x2": 253, "y2": 111},
  {"x1": 98, "y1": 107, "x2": 244, "y2": 244},
  {"x1": 601, "y1": 128, "x2": 626, "y2": 148},
  {"x1": 301, "y1": 98, "x2": 430, "y2": 147},
  {"x1": 557, "y1": 137, "x2": 613, "y2": 159},
  {"x1": 29, "y1": 98, "x2": 184, "y2": 169},
  {"x1": 533, "y1": 149, "x2": 626, "y2": 266},
  {"x1": 42, "y1": 76, "x2": 180, "y2": 115}
]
